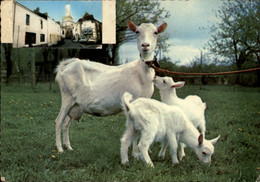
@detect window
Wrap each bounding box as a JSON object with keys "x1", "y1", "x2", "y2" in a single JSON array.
[
  {"x1": 26, "y1": 14, "x2": 30, "y2": 25},
  {"x1": 40, "y1": 20, "x2": 43, "y2": 29},
  {"x1": 40, "y1": 34, "x2": 45, "y2": 42}
]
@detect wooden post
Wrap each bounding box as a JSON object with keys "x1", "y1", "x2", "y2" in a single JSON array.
[{"x1": 30, "y1": 50, "x2": 36, "y2": 89}]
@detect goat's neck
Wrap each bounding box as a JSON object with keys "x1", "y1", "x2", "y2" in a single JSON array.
[
  {"x1": 160, "y1": 89, "x2": 181, "y2": 105},
  {"x1": 180, "y1": 121, "x2": 200, "y2": 150},
  {"x1": 140, "y1": 51, "x2": 155, "y2": 62}
]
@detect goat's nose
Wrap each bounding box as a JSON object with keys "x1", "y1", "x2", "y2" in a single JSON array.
[{"x1": 142, "y1": 43, "x2": 150, "y2": 47}]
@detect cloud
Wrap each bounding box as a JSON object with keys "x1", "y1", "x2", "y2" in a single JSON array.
[
  {"x1": 119, "y1": 42, "x2": 140, "y2": 64},
  {"x1": 160, "y1": 0, "x2": 222, "y2": 40},
  {"x1": 167, "y1": 44, "x2": 201, "y2": 65},
  {"x1": 165, "y1": 38, "x2": 202, "y2": 65}
]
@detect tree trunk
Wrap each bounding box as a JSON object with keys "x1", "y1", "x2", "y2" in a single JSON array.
[{"x1": 111, "y1": 44, "x2": 119, "y2": 65}]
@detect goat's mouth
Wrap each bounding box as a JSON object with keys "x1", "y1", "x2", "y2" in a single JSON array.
[{"x1": 142, "y1": 48, "x2": 150, "y2": 52}]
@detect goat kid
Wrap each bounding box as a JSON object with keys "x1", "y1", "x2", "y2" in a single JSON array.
[
  {"x1": 55, "y1": 21, "x2": 167, "y2": 152},
  {"x1": 120, "y1": 92, "x2": 220, "y2": 167},
  {"x1": 154, "y1": 76, "x2": 207, "y2": 160}
]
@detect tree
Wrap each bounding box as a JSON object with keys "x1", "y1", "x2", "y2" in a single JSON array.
[
  {"x1": 207, "y1": 0, "x2": 260, "y2": 70},
  {"x1": 33, "y1": 7, "x2": 48, "y2": 18},
  {"x1": 112, "y1": 0, "x2": 170, "y2": 64},
  {"x1": 156, "y1": 32, "x2": 171, "y2": 60}
]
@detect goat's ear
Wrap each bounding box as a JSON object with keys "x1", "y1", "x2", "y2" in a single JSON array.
[
  {"x1": 128, "y1": 21, "x2": 137, "y2": 32},
  {"x1": 171, "y1": 81, "x2": 185, "y2": 89},
  {"x1": 157, "y1": 22, "x2": 167, "y2": 33},
  {"x1": 210, "y1": 135, "x2": 220, "y2": 145},
  {"x1": 198, "y1": 134, "x2": 203, "y2": 146}
]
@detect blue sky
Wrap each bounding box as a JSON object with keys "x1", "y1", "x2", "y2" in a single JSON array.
[
  {"x1": 119, "y1": 0, "x2": 226, "y2": 66},
  {"x1": 17, "y1": 0, "x2": 102, "y2": 23}
]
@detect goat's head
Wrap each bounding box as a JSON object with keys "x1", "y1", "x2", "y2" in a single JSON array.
[
  {"x1": 128, "y1": 21, "x2": 167, "y2": 61},
  {"x1": 195, "y1": 134, "x2": 220, "y2": 164},
  {"x1": 154, "y1": 76, "x2": 185, "y2": 91}
]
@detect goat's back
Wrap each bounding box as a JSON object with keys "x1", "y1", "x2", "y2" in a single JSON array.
[{"x1": 127, "y1": 97, "x2": 187, "y2": 134}]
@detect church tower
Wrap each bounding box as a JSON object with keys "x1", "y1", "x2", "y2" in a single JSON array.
[{"x1": 61, "y1": 4, "x2": 75, "y2": 39}]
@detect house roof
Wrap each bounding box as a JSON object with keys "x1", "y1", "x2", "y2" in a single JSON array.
[
  {"x1": 15, "y1": 1, "x2": 59, "y2": 23},
  {"x1": 78, "y1": 12, "x2": 101, "y2": 24}
]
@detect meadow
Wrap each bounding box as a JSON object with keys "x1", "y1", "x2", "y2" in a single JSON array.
[{"x1": 1, "y1": 82, "x2": 260, "y2": 181}]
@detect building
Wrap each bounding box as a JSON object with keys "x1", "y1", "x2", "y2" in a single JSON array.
[
  {"x1": 61, "y1": 4, "x2": 75, "y2": 39},
  {"x1": 74, "y1": 12, "x2": 102, "y2": 43},
  {"x1": 47, "y1": 18, "x2": 62, "y2": 46},
  {"x1": 12, "y1": 1, "x2": 61, "y2": 48}
]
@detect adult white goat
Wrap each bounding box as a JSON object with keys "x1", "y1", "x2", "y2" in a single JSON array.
[
  {"x1": 154, "y1": 76, "x2": 207, "y2": 160},
  {"x1": 55, "y1": 21, "x2": 167, "y2": 152},
  {"x1": 120, "y1": 92, "x2": 220, "y2": 167}
]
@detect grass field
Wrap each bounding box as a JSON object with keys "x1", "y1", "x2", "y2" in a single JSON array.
[{"x1": 1, "y1": 82, "x2": 260, "y2": 181}]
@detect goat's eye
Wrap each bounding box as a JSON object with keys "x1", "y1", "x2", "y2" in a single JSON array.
[
  {"x1": 154, "y1": 31, "x2": 158, "y2": 35},
  {"x1": 163, "y1": 80, "x2": 166, "y2": 83},
  {"x1": 135, "y1": 31, "x2": 140, "y2": 35},
  {"x1": 202, "y1": 152, "x2": 207, "y2": 155}
]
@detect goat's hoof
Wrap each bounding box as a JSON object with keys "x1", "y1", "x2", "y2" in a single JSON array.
[
  {"x1": 132, "y1": 152, "x2": 140, "y2": 160},
  {"x1": 179, "y1": 153, "x2": 185, "y2": 161},
  {"x1": 121, "y1": 160, "x2": 129, "y2": 165},
  {"x1": 66, "y1": 146, "x2": 74, "y2": 151},
  {"x1": 148, "y1": 162, "x2": 154, "y2": 168},
  {"x1": 172, "y1": 161, "x2": 179, "y2": 167},
  {"x1": 58, "y1": 149, "x2": 64, "y2": 153},
  {"x1": 158, "y1": 153, "x2": 165, "y2": 159}
]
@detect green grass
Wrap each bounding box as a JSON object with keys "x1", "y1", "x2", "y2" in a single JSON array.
[{"x1": 1, "y1": 82, "x2": 260, "y2": 181}]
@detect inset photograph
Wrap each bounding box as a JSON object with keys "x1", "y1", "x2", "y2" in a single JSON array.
[{"x1": 13, "y1": 0, "x2": 102, "y2": 48}]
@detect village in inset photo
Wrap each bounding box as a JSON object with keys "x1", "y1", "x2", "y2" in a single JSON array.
[{"x1": 13, "y1": 0, "x2": 102, "y2": 48}]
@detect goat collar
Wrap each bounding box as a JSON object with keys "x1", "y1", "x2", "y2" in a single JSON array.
[{"x1": 141, "y1": 55, "x2": 160, "y2": 68}]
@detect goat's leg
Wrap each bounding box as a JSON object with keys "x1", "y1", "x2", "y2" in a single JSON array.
[
  {"x1": 158, "y1": 138, "x2": 168, "y2": 159},
  {"x1": 132, "y1": 129, "x2": 139, "y2": 159},
  {"x1": 168, "y1": 134, "x2": 179, "y2": 166},
  {"x1": 138, "y1": 131, "x2": 155, "y2": 168},
  {"x1": 120, "y1": 125, "x2": 134, "y2": 164},
  {"x1": 62, "y1": 116, "x2": 73, "y2": 151},
  {"x1": 55, "y1": 98, "x2": 74, "y2": 153},
  {"x1": 178, "y1": 143, "x2": 186, "y2": 161}
]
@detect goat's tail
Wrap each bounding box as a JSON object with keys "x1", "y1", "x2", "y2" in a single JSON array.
[
  {"x1": 121, "y1": 92, "x2": 134, "y2": 114},
  {"x1": 55, "y1": 58, "x2": 79, "y2": 74}
]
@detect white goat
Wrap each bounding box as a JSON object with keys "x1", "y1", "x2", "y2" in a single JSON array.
[
  {"x1": 120, "y1": 92, "x2": 220, "y2": 167},
  {"x1": 154, "y1": 76, "x2": 207, "y2": 160},
  {"x1": 55, "y1": 21, "x2": 167, "y2": 152}
]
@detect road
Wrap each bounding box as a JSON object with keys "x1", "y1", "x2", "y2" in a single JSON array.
[{"x1": 54, "y1": 39, "x2": 102, "y2": 49}]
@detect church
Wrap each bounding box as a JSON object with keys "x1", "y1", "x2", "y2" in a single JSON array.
[{"x1": 61, "y1": 4, "x2": 75, "y2": 39}]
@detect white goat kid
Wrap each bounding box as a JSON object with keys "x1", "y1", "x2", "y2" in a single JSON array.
[
  {"x1": 120, "y1": 92, "x2": 220, "y2": 167},
  {"x1": 154, "y1": 76, "x2": 207, "y2": 160},
  {"x1": 55, "y1": 21, "x2": 167, "y2": 153}
]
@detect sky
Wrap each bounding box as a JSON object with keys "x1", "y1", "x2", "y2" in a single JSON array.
[
  {"x1": 119, "y1": 0, "x2": 225, "y2": 66},
  {"x1": 17, "y1": 0, "x2": 102, "y2": 23}
]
